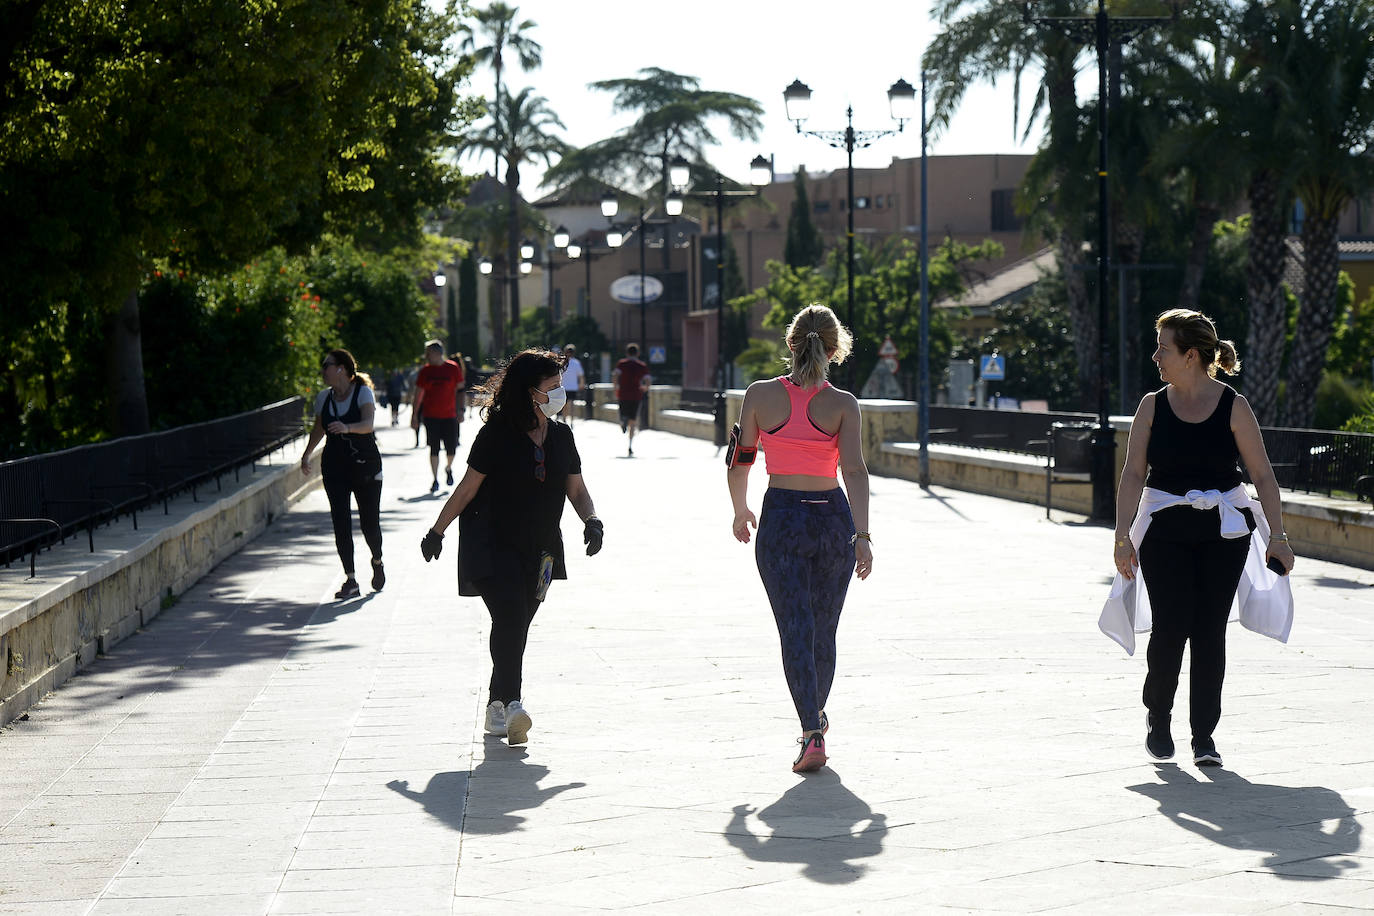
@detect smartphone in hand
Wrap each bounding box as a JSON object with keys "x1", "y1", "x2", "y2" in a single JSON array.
[{"x1": 1266, "y1": 555, "x2": 1289, "y2": 577}]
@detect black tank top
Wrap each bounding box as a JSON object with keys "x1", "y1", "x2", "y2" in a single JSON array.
[{"x1": 1145, "y1": 385, "x2": 1243, "y2": 495}]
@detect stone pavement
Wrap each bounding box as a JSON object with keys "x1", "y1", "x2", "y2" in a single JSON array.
[{"x1": 2, "y1": 414, "x2": 1374, "y2": 915}]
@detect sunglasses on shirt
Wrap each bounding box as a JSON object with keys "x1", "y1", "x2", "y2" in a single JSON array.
[{"x1": 534, "y1": 445, "x2": 546, "y2": 482}]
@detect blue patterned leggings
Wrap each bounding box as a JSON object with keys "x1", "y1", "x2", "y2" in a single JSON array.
[{"x1": 755, "y1": 487, "x2": 856, "y2": 732}]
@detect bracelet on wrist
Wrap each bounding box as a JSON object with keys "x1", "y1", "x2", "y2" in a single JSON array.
[
  {"x1": 1114, "y1": 536, "x2": 1130, "y2": 548},
  {"x1": 850, "y1": 531, "x2": 872, "y2": 546},
  {"x1": 1271, "y1": 532, "x2": 1290, "y2": 543}
]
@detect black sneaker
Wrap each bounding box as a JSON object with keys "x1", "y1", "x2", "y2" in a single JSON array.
[
  {"x1": 446, "y1": 468, "x2": 455, "y2": 486},
  {"x1": 1192, "y1": 737, "x2": 1223, "y2": 767},
  {"x1": 429, "y1": 479, "x2": 439, "y2": 494},
  {"x1": 1146, "y1": 713, "x2": 1174, "y2": 760},
  {"x1": 335, "y1": 578, "x2": 361, "y2": 600},
  {"x1": 371, "y1": 559, "x2": 385, "y2": 591}
]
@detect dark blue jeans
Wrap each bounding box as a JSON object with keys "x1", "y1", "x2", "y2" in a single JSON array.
[{"x1": 755, "y1": 487, "x2": 856, "y2": 732}]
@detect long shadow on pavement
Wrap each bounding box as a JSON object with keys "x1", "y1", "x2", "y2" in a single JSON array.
[
  {"x1": 724, "y1": 769, "x2": 888, "y2": 884},
  {"x1": 387, "y1": 746, "x2": 585, "y2": 835},
  {"x1": 1127, "y1": 765, "x2": 1362, "y2": 878}
]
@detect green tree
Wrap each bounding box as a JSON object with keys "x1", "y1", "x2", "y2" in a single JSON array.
[
  {"x1": 463, "y1": 87, "x2": 566, "y2": 343},
  {"x1": 456, "y1": 253, "x2": 482, "y2": 362},
  {"x1": 0, "y1": 0, "x2": 472, "y2": 438},
  {"x1": 545, "y1": 68, "x2": 763, "y2": 196},
  {"x1": 960, "y1": 270, "x2": 1080, "y2": 409},
  {"x1": 312, "y1": 239, "x2": 435, "y2": 371},
  {"x1": 457, "y1": 2, "x2": 543, "y2": 176},
  {"x1": 1278, "y1": 0, "x2": 1374, "y2": 428},
  {"x1": 1327, "y1": 280, "x2": 1374, "y2": 382},
  {"x1": 783, "y1": 168, "x2": 824, "y2": 269}
]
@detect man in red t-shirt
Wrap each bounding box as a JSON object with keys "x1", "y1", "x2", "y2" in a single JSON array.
[
  {"x1": 612, "y1": 343, "x2": 651, "y2": 457},
  {"x1": 412, "y1": 340, "x2": 464, "y2": 492}
]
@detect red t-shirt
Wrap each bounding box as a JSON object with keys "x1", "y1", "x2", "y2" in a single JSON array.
[
  {"x1": 615, "y1": 358, "x2": 650, "y2": 401},
  {"x1": 416, "y1": 359, "x2": 464, "y2": 419}
]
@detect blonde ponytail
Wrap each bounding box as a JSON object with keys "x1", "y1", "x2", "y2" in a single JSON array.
[{"x1": 785, "y1": 304, "x2": 852, "y2": 388}]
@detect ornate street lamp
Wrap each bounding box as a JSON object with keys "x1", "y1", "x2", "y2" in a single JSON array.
[{"x1": 784, "y1": 77, "x2": 914, "y2": 390}]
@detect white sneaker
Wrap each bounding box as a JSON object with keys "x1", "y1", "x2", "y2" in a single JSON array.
[
  {"x1": 484, "y1": 700, "x2": 507, "y2": 736},
  {"x1": 505, "y1": 700, "x2": 532, "y2": 745}
]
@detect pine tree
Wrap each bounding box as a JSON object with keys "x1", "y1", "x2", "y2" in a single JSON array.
[
  {"x1": 784, "y1": 168, "x2": 824, "y2": 269},
  {"x1": 457, "y1": 253, "x2": 481, "y2": 361}
]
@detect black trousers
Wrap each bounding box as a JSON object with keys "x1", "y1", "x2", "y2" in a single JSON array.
[
  {"x1": 478, "y1": 573, "x2": 541, "y2": 705},
  {"x1": 321, "y1": 463, "x2": 383, "y2": 576},
  {"x1": 1138, "y1": 515, "x2": 1250, "y2": 741}
]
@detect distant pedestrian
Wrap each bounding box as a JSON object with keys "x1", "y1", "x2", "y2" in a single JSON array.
[
  {"x1": 726, "y1": 304, "x2": 872, "y2": 773},
  {"x1": 300, "y1": 349, "x2": 385, "y2": 600},
  {"x1": 412, "y1": 340, "x2": 464, "y2": 493},
  {"x1": 1112, "y1": 308, "x2": 1294, "y2": 768},
  {"x1": 385, "y1": 369, "x2": 406, "y2": 427},
  {"x1": 612, "y1": 343, "x2": 651, "y2": 456},
  {"x1": 560, "y1": 344, "x2": 585, "y2": 427},
  {"x1": 420, "y1": 349, "x2": 604, "y2": 746}
]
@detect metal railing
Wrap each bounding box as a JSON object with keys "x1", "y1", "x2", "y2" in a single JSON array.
[
  {"x1": 925, "y1": 405, "x2": 1374, "y2": 500},
  {"x1": 1, "y1": 397, "x2": 308, "y2": 575}
]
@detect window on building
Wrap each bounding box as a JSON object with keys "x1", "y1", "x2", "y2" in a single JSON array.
[
  {"x1": 875, "y1": 195, "x2": 884, "y2": 209},
  {"x1": 990, "y1": 188, "x2": 1022, "y2": 232},
  {"x1": 814, "y1": 200, "x2": 830, "y2": 213}
]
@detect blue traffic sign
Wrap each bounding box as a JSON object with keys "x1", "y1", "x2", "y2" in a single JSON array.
[
  {"x1": 980, "y1": 354, "x2": 1006, "y2": 381},
  {"x1": 648, "y1": 346, "x2": 667, "y2": 364}
]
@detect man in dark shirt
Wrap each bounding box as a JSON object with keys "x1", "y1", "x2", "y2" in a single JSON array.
[
  {"x1": 612, "y1": 343, "x2": 651, "y2": 457},
  {"x1": 412, "y1": 340, "x2": 464, "y2": 492}
]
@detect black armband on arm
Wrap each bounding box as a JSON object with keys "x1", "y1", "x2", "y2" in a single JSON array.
[{"x1": 725, "y1": 423, "x2": 758, "y2": 468}]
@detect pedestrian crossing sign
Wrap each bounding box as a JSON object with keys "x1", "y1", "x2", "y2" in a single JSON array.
[{"x1": 980, "y1": 354, "x2": 1006, "y2": 380}]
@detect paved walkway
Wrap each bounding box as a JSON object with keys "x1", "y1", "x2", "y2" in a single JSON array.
[{"x1": 3, "y1": 415, "x2": 1374, "y2": 914}]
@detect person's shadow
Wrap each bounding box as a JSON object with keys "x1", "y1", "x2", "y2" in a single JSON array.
[
  {"x1": 387, "y1": 748, "x2": 585, "y2": 835},
  {"x1": 724, "y1": 769, "x2": 888, "y2": 884},
  {"x1": 1127, "y1": 766, "x2": 1362, "y2": 878}
]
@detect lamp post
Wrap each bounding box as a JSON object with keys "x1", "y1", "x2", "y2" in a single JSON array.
[
  {"x1": 477, "y1": 248, "x2": 535, "y2": 355},
  {"x1": 564, "y1": 228, "x2": 620, "y2": 320},
  {"x1": 670, "y1": 155, "x2": 772, "y2": 445},
  {"x1": 1022, "y1": 0, "x2": 1174, "y2": 522},
  {"x1": 918, "y1": 72, "x2": 932, "y2": 489},
  {"x1": 784, "y1": 77, "x2": 916, "y2": 391}
]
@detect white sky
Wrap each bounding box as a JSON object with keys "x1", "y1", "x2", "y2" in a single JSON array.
[{"x1": 457, "y1": 0, "x2": 1049, "y2": 194}]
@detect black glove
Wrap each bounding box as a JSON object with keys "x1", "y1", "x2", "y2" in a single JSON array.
[
  {"x1": 583, "y1": 517, "x2": 604, "y2": 556},
  {"x1": 420, "y1": 529, "x2": 444, "y2": 562}
]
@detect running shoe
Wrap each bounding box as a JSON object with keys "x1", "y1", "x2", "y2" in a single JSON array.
[
  {"x1": 1192, "y1": 737, "x2": 1223, "y2": 767},
  {"x1": 505, "y1": 700, "x2": 532, "y2": 745},
  {"x1": 484, "y1": 700, "x2": 507, "y2": 736},
  {"x1": 334, "y1": 579, "x2": 360, "y2": 600},
  {"x1": 429, "y1": 479, "x2": 439, "y2": 494},
  {"x1": 1147, "y1": 712, "x2": 1174, "y2": 760},
  {"x1": 792, "y1": 733, "x2": 827, "y2": 773},
  {"x1": 446, "y1": 468, "x2": 455, "y2": 486},
  {"x1": 820, "y1": 711, "x2": 830, "y2": 735},
  {"x1": 370, "y1": 559, "x2": 385, "y2": 591}
]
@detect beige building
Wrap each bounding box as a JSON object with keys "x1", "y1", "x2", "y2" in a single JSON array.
[{"x1": 529, "y1": 154, "x2": 1037, "y2": 386}]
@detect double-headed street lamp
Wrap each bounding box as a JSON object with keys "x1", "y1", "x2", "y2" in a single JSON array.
[
  {"x1": 1021, "y1": 0, "x2": 1175, "y2": 521},
  {"x1": 784, "y1": 77, "x2": 916, "y2": 390},
  {"x1": 562, "y1": 226, "x2": 622, "y2": 321},
  {"x1": 667, "y1": 154, "x2": 772, "y2": 444}
]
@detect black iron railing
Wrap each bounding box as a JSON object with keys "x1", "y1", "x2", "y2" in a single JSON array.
[
  {"x1": 928, "y1": 405, "x2": 1099, "y2": 454},
  {"x1": 1, "y1": 397, "x2": 308, "y2": 575}
]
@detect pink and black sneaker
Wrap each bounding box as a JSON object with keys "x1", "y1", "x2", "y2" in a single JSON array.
[{"x1": 792, "y1": 733, "x2": 827, "y2": 773}]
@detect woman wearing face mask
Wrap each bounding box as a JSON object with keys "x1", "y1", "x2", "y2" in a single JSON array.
[{"x1": 420, "y1": 349, "x2": 604, "y2": 746}]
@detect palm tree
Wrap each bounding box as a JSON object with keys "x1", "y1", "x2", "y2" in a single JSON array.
[
  {"x1": 545, "y1": 68, "x2": 763, "y2": 198},
  {"x1": 924, "y1": 0, "x2": 1098, "y2": 408},
  {"x1": 462, "y1": 87, "x2": 565, "y2": 351},
  {"x1": 1280, "y1": 0, "x2": 1374, "y2": 428},
  {"x1": 457, "y1": 2, "x2": 542, "y2": 175}
]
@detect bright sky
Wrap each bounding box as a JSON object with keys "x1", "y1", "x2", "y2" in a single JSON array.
[{"x1": 458, "y1": 0, "x2": 1049, "y2": 194}]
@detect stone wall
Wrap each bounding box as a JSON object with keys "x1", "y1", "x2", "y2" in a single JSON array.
[{"x1": 1, "y1": 463, "x2": 320, "y2": 726}]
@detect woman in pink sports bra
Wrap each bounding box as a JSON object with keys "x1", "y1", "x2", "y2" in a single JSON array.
[{"x1": 727, "y1": 303, "x2": 872, "y2": 774}]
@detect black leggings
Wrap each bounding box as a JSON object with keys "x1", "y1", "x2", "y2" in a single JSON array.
[
  {"x1": 321, "y1": 466, "x2": 383, "y2": 576},
  {"x1": 478, "y1": 574, "x2": 541, "y2": 705},
  {"x1": 1138, "y1": 526, "x2": 1250, "y2": 741}
]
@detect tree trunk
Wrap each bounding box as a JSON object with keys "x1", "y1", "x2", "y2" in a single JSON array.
[
  {"x1": 1243, "y1": 169, "x2": 1287, "y2": 427},
  {"x1": 505, "y1": 157, "x2": 521, "y2": 340},
  {"x1": 1285, "y1": 208, "x2": 1341, "y2": 428},
  {"x1": 1057, "y1": 229, "x2": 1096, "y2": 411},
  {"x1": 1177, "y1": 202, "x2": 1220, "y2": 313},
  {"x1": 104, "y1": 287, "x2": 150, "y2": 436}
]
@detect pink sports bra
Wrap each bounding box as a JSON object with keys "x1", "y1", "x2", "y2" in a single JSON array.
[{"x1": 758, "y1": 377, "x2": 840, "y2": 478}]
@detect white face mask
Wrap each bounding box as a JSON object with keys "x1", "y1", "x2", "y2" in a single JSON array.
[{"x1": 537, "y1": 386, "x2": 566, "y2": 417}]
